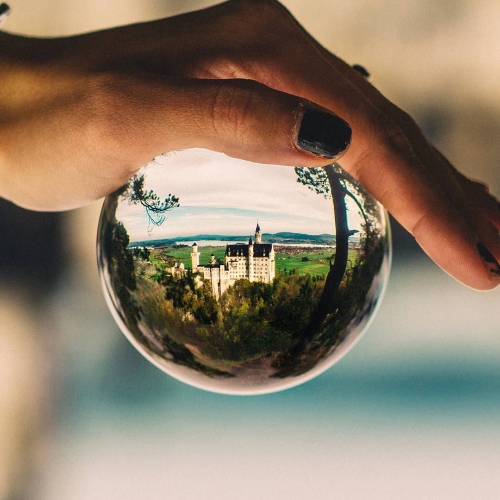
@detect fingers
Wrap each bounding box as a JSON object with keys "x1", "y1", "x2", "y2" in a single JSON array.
[
  {"x1": 221, "y1": 0, "x2": 500, "y2": 290},
  {"x1": 449, "y1": 163, "x2": 500, "y2": 230},
  {"x1": 3, "y1": 0, "x2": 498, "y2": 290},
  {"x1": 0, "y1": 71, "x2": 352, "y2": 211},
  {"x1": 96, "y1": 74, "x2": 351, "y2": 168},
  {"x1": 345, "y1": 131, "x2": 500, "y2": 290},
  {"x1": 80, "y1": 0, "x2": 500, "y2": 290},
  {"x1": 334, "y1": 84, "x2": 500, "y2": 290}
]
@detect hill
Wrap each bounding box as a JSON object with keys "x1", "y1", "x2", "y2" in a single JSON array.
[{"x1": 131, "y1": 232, "x2": 335, "y2": 248}]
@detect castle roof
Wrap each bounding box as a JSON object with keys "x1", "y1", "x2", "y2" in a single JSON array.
[
  {"x1": 226, "y1": 243, "x2": 273, "y2": 258},
  {"x1": 256, "y1": 222, "x2": 261, "y2": 232}
]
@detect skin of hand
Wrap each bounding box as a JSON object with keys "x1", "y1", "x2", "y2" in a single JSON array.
[{"x1": 0, "y1": 0, "x2": 499, "y2": 290}]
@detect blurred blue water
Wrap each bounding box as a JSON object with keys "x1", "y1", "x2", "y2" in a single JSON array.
[
  {"x1": 43, "y1": 245, "x2": 500, "y2": 500},
  {"x1": 57, "y1": 251, "x2": 500, "y2": 425}
]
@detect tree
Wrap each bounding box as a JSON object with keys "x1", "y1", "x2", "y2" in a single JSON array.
[
  {"x1": 125, "y1": 174, "x2": 180, "y2": 230},
  {"x1": 133, "y1": 246, "x2": 150, "y2": 261},
  {"x1": 294, "y1": 163, "x2": 351, "y2": 347},
  {"x1": 269, "y1": 163, "x2": 388, "y2": 377},
  {"x1": 295, "y1": 163, "x2": 382, "y2": 301},
  {"x1": 98, "y1": 173, "x2": 181, "y2": 345},
  {"x1": 100, "y1": 215, "x2": 142, "y2": 332}
]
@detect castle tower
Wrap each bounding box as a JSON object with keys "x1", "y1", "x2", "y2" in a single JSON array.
[
  {"x1": 268, "y1": 245, "x2": 276, "y2": 282},
  {"x1": 248, "y1": 237, "x2": 254, "y2": 282},
  {"x1": 191, "y1": 242, "x2": 200, "y2": 270},
  {"x1": 255, "y1": 222, "x2": 262, "y2": 244}
]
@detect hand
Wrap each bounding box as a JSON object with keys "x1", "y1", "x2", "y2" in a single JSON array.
[{"x1": 0, "y1": 0, "x2": 498, "y2": 289}]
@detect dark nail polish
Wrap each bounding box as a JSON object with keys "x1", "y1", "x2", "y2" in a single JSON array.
[
  {"x1": 352, "y1": 64, "x2": 370, "y2": 78},
  {"x1": 477, "y1": 243, "x2": 500, "y2": 277},
  {"x1": 0, "y1": 3, "x2": 10, "y2": 26},
  {"x1": 297, "y1": 107, "x2": 351, "y2": 159},
  {"x1": 0, "y1": 3, "x2": 10, "y2": 17}
]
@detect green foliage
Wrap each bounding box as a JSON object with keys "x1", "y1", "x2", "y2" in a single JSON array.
[
  {"x1": 133, "y1": 246, "x2": 150, "y2": 261},
  {"x1": 134, "y1": 267, "x2": 327, "y2": 365},
  {"x1": 125, "y1": 174, "x2": 180, "y2": 228},
  {"x1": 295, "y1": 166, "x2": 330, "y2": 198},
  {"x1": 162, "y1": 272, "x2": 220, "y2": 325},
  {"x1": 102, "y1": 219, "x2": 142, "y2": 333}
]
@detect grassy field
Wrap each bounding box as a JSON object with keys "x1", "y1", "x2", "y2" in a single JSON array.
[
  {"x1": 276, "y1": 250, "x2": 331, "y2": 276},
  {"x1": 150, "y1": 246, "x2": 225, "y2": 268},
  {"x1": 148, "y1": 245, "x2": 359, "y2": 277}
]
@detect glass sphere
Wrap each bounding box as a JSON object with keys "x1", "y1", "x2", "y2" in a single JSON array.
[{"x1": 97, "y1": 149, "x2": 391, "y2": 395}]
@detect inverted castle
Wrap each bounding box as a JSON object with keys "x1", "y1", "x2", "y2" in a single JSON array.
[{"x1": 191, "y1": 223, "x2": 275, "y2": 299}]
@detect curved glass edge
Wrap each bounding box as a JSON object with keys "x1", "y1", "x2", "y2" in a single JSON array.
[{"x1": 96, "y1": 183, "x2": 392, "y2": 396}]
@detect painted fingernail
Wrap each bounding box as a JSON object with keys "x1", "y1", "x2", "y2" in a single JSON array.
[
  {"x1": 477, "y1": 243, "x2": 500, "y2": 277},
  {"x1": 297, "y1": 107, "x2": 351, "y2": 159},
  {"x1": 352, "y1": 64, "x2": 370, "y2": 78},
  {"x1": 0, "y1": 3, "x2": 10, "y2": 29}
]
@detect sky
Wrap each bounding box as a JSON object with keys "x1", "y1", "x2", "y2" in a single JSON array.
[{"x1": 115, "y1": 149, "x2": 366, "y2": 242}]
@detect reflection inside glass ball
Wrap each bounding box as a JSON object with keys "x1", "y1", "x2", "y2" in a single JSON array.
[{"x1": 97, "y1": 149, "x2": 391, "y2": 395}]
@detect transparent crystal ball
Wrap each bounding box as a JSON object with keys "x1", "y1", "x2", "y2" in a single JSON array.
[{"x1": 97, "y1": 149, "x2": 391, "y2": 395}]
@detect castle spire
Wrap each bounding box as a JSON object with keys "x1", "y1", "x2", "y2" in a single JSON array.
[{"x1": 255, "y1": 221, "x2": 262, "y2": 244}]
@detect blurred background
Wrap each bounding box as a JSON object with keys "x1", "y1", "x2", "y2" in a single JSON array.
[{"x1": 1, "y1": 0, "x2": 500, "y2": 498}]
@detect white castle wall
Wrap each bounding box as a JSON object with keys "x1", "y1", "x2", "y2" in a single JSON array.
[{"x1": 189, "y1": 224, "x2": 275, "y2": 300}]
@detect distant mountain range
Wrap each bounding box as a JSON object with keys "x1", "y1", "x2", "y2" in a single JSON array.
[{"x1": 131, "y1": 232, "x2": 336, "y2": 248}]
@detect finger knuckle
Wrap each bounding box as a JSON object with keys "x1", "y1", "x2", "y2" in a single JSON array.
[
  {"x1": 408, "y1": 210, "x2": 430, "y2": 237},
  {"x1": 350, "y1": 111, "x2": 411, "y2": 179},
  {"x1": 212, "y1": 0, "x2": 299, "y2": 74},
  {"x1": 346, "y1": 109, "x2": 423, "y2": 209},
  {"x1": 209, "y1": 80, "x2": 264, "y2": 142},
  {"x1": 377, "y1": 110, "x2": 415, "y2": 152},
  {"x1": 355, "y1": 110, "x2": 418, "y2": 179}
]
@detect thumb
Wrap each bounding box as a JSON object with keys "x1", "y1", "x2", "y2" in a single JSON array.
[
  {"x1": 0, "y1": 73, "x2": 352, "y2": 212},
  {"x1": 106, "y1": 75, "x2": 352, "y2": 169}
]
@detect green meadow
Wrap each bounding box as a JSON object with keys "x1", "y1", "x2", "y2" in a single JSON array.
[{"x1": 147, "y1": 245, "x2": 359, "y2": 277}]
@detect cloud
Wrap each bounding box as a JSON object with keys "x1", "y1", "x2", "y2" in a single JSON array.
[{"x1": 116, "y1": 149, "x2": 366, "y2": 242}]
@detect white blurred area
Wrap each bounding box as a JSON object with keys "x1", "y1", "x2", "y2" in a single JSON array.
[{"x1": 1, "y1": 1, "x2": 500, "y2": 499}]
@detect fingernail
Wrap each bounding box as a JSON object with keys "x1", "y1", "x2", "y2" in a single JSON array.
[
  {"x1": 352, "y1": 64, "x2": 370, "y2": 78},
  {"x1": 297, "y1": 106, "x2": 352, "y2": 159},
  {"x1": 477, "y1": 243, "x2": 500, "y2": 277},
  {"x1": 0, "y1": 3, "x2": 10, "y2": 29}
]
